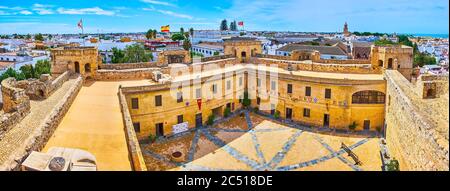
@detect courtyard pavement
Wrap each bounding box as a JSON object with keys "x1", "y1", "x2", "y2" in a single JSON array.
[{"x1": 143, "y1": 111, "x2": 382, "y2": 171}]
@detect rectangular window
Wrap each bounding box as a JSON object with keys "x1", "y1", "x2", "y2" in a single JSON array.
[
  {"x1": 212, "y1": 84, "x2": 217, "y2": 94},
  {"x1": 303, "y1": 108, "x2": 310, "y2": 117},
  {"x1": 155, "y1": 95, "x2": 162, "y2": 106},
  {"x1": 133, "y1": 122, "x2": 140, "y2": 133},
  {"x1": 177, "y1": 115, "x2": 183, "y2": 124},
  {"x1": 131, "y1": 98, "x2": 139, "y2": 109},
  {"x1": 257, "y1": 78, "x2": 261, "y2": 87},
  {"x1": 196, "y1": 88, "x2": 201, "y2": 99},
  {"x1": 177, "y1": 92, "x2": 183, "y2": 103},
  {"x1": 239, "y1": 77, "x2": 243, "y2": 86},
  {"x1": 305, "y1": 86, "x2": 311, "y2": 97},
  {"x1": 287, "y1": 84, "x2": 293, "y2": 94},
  {"x1": 257, "y1": 97, "x2": 261, "y2": 105},
  {"x1": 227, "y1": 80, "x2": 231, "y2": 90},
  {"x1": 325, "y1": 88, "x2": 331, "y2": 99},
  {"x1": 271, "y1": 81, "x2": 276, "y2": 90}
]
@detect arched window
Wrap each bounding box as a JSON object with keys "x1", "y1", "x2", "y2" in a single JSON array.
[{"x1": 352, "y1": 90, "x2": 385, "y2": 104}]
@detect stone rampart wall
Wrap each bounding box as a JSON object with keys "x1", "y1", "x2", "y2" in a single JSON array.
[
  {"x1": 201, "y1": 54, "x2": 234, "y2": 62},
  {"x1": 251, "y1": 58, "x2": 381, "y2": 74},
  {"x1": 95, "y1": 68, "x2": 158, "y2": 81},
  {"x1": 0, "y1": 78, "x2": 31, "y2": 139},
  {"x1": 384, "y1": 70, "x2": 448, "y2": 170},
  {"x1": 118, "y1": 88, "x2": 147, "y2": 171},
  {"x1": 1, "y1": 75, "x2": 83, "y2": 170},
  {"x1": 100, "y1": 62, "x2": 158, "y2": 70}
]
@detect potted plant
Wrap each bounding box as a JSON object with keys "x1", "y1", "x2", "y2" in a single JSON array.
[
  {"x1": 348, "y1": 121, "x2": 358, "y2": 132},
  {"x1": 273, "y1": 110, "x2": 280, "y2": 119},
  {"x1": 224, "y1": 107, "x2": 231, "y2": 118},
  {"x1": 148, "y1": 134, "x2": 157, "y2": 143},
  {"x1": 207, "y1": 114, "x2": 215, "y2": 126},
  {"x1": 386, "y1": 158, "x2": 400, "y2": 171}
]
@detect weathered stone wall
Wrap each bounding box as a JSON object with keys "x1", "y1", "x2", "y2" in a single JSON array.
[
  {"x1": 201, "y1": 54, "x2": 234, "y2": 62},
  {"x1": 94, "y1": 68, "x2": 158, "y2": 81},
  {"x1": 49, "y1": 71, "x2": 70, "y2": 93},
  {"x1": 1, "y1": 75, "x2": 83, "y2": 171},
  {"x1": 251, "y1": 57, "x2": 381, "y2": 74},
  {"x1": 100, "y1": 62, "x2": 159, "y2": 70},
  {"x1": 118, "y1": 88, "x2": 147, "y2": 171},
  {"x1": 0, "y1": 78, "x2": 31, "y2": 139},
  {"x1": 384, "y1": 70, "x2": 448, "y2": 171}
]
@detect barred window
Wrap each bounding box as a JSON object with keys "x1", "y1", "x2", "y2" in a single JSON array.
[
  {"x1": 352, "y1": 91, "x2": 385, "y2": 104},
  {"x1": 177, "y1": 92, "x2": 183, "y2": 103},
  {"x1": 131, "y1": 98, "x2": 139, "y2": 109}
]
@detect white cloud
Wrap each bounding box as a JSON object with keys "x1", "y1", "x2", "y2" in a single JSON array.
[
  {"x1": 32, "y1": 4, "x2": 54, "y2": 15},
  {"x1": 19, "y1": 10, "x2": 32, "y2": 15},
  {"x1": 140, "y1": 0, "x2": 176, "y2": 7},
  {"x1": 143, "y1": 6, "x2": 193, "y2": 20},
  {"x1": 57, "y1": 7, "x2": 115, "y2": 16}
]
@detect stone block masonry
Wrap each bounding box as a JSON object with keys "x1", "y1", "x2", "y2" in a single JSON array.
[
  {"x1": 384, "y1": 70, "x2": 448, "y2": 171},
  {"x1": 0, "y1": 75, "x2": 83, "y2": 170},
  {"x1": 118, "y1": 88, "x2": 147, "y2": 171},
  {"x1": 0, "y1": 78, "x2": 31, "y2": 139},
  {"x1": 94, "y1": 68, "x2": 158, "y2": 81}
]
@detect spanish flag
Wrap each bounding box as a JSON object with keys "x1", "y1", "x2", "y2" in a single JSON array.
[{"x1": 161, "y1": 25, "x2": 170, "y2": 33}]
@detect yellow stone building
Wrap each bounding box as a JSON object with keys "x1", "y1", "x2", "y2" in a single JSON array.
[{"x1": 48, "y1": 39, "x2": 411, "y2": 141}]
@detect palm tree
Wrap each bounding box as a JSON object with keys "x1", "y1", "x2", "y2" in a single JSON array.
[{"x1": 189, "y1": 28, "x2": 194, "y2": 59}]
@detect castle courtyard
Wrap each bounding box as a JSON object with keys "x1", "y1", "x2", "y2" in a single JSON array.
[
  {"x1": 143, "y1": 112, "x2": 382, "y2": 171},
  {"x1": 43, "y1": 80, "x2": 153, "y2": 170}
]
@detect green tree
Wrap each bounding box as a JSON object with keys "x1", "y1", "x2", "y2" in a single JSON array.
[
  {"x1": 230, "y1": 21, "x2": 238, "y2": 31},
  {"x1": 189, "y1": 28, "x2": 194, "y2": 38},
  {"x1": 34, "y1": 59, "x2": 51, "y2": 77},
  {"x1": 34, "y1": 33, "x2": 44, "y2": 41},
  {"x1": 146, "y1": 29, "x2": 155, "y2": 39},
  {"x1": 213, "y1": 51, "x2": 220, "y2": 56},
  {"x1": 111, "y1": 47, "x2": 125, "y2": 63},
  {"x1": 220, "y1": 19, "x2": 228, "y2": 31},
  {"x1": 183, "y1": 38, "x2": 191, "y2": 51},
  {"x1": 180, "y1": 27, "x2": 184, "y2": 35},
  {"x1": 171, "y1": 33, "x2": 185, "y2": 41},
  {"x1": 0, "y1": 68, "x2": 25, "y2": 82},
  {"x1": 122, "y1": 44, "x2": 153, "y2": 63}
]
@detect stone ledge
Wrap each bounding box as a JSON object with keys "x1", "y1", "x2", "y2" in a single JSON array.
[{"x1": 118, "y1": 88, "x2": 147, "y2": 171}]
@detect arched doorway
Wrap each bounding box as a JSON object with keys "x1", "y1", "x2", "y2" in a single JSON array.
[
  {"x1": 74, "y1": 62, "x2": 80, "y2": 73},
  {"x1": 378, "y1": 60, "x2": 383, "y2": 67},
  {"x1": 387, "y1": 58, "x2": 393, "y2": 69},
  {"x1": 85, "y1": 63, "x2": 91, "y2": 73},
  {"x1": 241, "y1": 51, "x2": 247, "y2": 63}
]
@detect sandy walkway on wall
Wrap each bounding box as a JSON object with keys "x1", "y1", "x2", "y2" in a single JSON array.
[{"x1": 43, "y1": 80, "x2": 152, "y2": 171}]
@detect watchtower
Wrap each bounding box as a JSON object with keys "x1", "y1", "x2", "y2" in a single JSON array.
[
  {"x1": 50, "y1": 46, "x2": 100, "y2": 79},
  {"x1": 370, "y1": 45, "x2": 413, "y2": 80},
  {"x1": 224, "y1": 37, "x2": 262, "y2": 63}
]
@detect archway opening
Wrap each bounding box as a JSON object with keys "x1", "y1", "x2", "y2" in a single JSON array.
[
  {"x1": 85, "y1": 63, "x2": 91, "y2": 73},
  {"x1": 241, "y1": 51, "x2": 247, "y2": 63},
  {"x1": 378, "y1": 60, "x2": 383, "y2": 67},
  {"x1": 388, "y1": 58, "x2": 393, "y2": 69},
  {"x1": 74, "y1": 62, "x2": 80, "y2": 73}
]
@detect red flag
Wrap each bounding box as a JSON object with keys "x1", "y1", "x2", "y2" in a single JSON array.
[
  {"x1": 238, "y1": 21, "x2": 244, "y2": 26},
  {"x1": 77, "y1": 19, "x2": 83, "y2": 30}
]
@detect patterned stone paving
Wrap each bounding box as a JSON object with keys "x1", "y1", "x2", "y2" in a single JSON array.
[{"x1": 142, "y1": 111, "x2": 382, "y2": 171}]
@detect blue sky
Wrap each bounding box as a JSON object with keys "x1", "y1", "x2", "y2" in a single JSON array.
[{"x1": 0, "y1": 0, "x2": 448, "y2": 34}]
